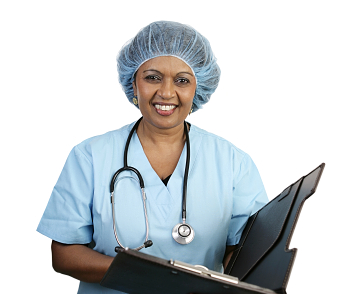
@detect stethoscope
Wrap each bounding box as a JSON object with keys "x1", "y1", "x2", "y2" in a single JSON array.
[{"x1": 110, "y1": 117, "x2": 195, "y2": 251}]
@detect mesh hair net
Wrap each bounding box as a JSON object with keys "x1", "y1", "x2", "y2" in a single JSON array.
[{"x1": 117, "y1": 21, "x2": 221, "y2": 112}]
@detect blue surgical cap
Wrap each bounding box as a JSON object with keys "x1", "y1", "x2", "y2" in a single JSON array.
[{"x1": 117, "y1": 21, "x2": 221, "y2": 112}]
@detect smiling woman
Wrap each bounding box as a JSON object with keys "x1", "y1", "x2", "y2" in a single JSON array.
[
  {"x1": 37, "y1": 20, "x2": 269, "y2": 294},
  {"x1": 133, "y1": 56, "x2": 197, "y2": 180},
  {"x1": 134, "y1": 56, "x2": 196, "y2": 130}
]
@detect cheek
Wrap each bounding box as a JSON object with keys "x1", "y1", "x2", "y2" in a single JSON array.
[
  {"x1": 137, "y1": 84, "x2": 154, "y2": 102},
  {"x1": 181, "y1": 88, "x2": 196, "y2": 106}
]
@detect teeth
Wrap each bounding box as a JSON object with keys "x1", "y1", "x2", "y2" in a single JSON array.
[{"x1": 154, "y1": 104, "x2": 176, "y2": 111}]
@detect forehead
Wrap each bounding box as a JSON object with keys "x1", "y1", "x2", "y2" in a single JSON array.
[{"x1": 137, "y1": 56, "x2": 194, "y2": 76}]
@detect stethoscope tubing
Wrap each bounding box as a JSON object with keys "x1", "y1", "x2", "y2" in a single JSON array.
[
  {"x1": 182, "y1": 121, "x2": 190, "y2": 223},
  {"x1": 110, "y1": 166, "x2": 144, "y2": 193},
  {"x1": 110, "y1": 117, "x2": 192, "y2": 249},
  {"x1": 111, "y1": 175, "x2": 149, "y2": 251}
]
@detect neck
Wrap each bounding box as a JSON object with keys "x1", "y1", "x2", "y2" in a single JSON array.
[{"x1": 136, "y1": 118, "x2": 186, "y2": 146}]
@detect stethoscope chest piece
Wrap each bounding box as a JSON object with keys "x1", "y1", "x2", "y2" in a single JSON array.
[{"x1": 172, "y1": 223, "x2": 195, "y2": 244}]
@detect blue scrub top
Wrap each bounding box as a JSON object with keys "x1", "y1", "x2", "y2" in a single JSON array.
[{"x1": 37, "y1": 121, "x2": 268, "y2": 293}]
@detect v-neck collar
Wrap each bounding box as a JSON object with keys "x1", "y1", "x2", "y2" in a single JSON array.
[
  {"x1": 125, "y1": 124, "x2": 201, "y2": 192},
  {"x1": 129, "y1": 130, "x2": 188, "y2": 191}
]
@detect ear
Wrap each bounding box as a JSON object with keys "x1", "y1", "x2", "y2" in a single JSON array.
[{"x1": 132, "y1": 81, "x2": 137, "y2": 96}]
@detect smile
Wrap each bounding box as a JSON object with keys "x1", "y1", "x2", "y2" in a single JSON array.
[{"x1": 154, "y1": 104, "x2": 177, "y2": 111}]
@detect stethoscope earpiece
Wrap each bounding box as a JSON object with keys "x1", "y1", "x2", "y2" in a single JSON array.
[{"x1": 144, "y1": 240, "x2": 153, "y2": 248}]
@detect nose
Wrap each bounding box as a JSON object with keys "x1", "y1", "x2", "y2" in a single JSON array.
[{"x1": 157, "y1": 78, "x2": 175, "y2": 99}]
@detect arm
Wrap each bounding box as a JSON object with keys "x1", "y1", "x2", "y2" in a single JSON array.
[
  {"x1": 51, "y1": 240, "x2": 114, "y2": 283},
  {"x1": 223, "y1": 245, "x2": 237, "y2": 270}
]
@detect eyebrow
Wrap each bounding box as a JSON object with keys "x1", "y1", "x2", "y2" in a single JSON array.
[{"x1": 142, "y1": 69, "x2": 194, "y2": 77}]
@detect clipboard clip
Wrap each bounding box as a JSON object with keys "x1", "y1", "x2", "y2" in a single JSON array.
[{"x1": 170, "y1": 260, "x2": 239, "y2": 285}]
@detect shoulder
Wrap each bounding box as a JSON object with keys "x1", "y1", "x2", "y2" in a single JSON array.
[
  {"x1": 188, "y1": 124, "x2": 265, "y2": 193},
  {"x1": 190, "y1": 124, "x2": 249, "y2": 162},
  {"x1": 71, "y1": 121, "x2": 136, "y2": 163}
]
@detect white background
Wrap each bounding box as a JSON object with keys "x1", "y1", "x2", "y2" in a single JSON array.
[{"x1": 1, "y1": 1, "x2": 355, "y2": 293}]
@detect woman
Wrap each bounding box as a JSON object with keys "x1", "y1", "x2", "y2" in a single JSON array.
[{"x1": 37, "y1": 21, "x2": 268, "y2": 293}]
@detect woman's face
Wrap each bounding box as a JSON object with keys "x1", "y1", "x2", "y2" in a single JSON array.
[{"x1": 132, "y1": 56, "x2": 196, "y2": 131}]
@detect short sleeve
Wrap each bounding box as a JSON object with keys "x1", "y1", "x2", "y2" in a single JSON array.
[
  {"x1": 37, "y1": 146, "x2": 94, "y2": 244},
  {"x1": 226, "y1": 153, "x2": 268, "y2": 246}
]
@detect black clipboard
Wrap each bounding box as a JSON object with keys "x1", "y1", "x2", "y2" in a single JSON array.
[
  {"x1": 225, "y1": 163, "x2": 325, "y2": 294},
  {"x1": 101, "y1": 164, "x2": 324, "y2": 294},
  {"x1": 100, "y1": 248, "x2": 277, "y2": 294}
]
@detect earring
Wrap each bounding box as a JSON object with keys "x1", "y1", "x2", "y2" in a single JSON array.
[
  {"x1": 133, "y1": 96, "x2": 138, "y2": 105},
  {"x1": 189, "y1": 108, "x2": 193, "y2": 115}
]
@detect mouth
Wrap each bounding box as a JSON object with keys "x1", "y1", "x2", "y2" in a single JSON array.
[
  {"x1": 154, "y1": 104, "x2": 177, "y2": 111},
  {"x1": 153, "y1": 103, "x2": 177, "y2": 116}
]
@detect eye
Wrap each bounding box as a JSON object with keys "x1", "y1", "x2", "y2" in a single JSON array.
[
  {"x1": 175, "y1": 77, "x2": 190, "y2": 85},
  {"x1": 144, "y1": 75, "x2": 161, "y2": 82}
]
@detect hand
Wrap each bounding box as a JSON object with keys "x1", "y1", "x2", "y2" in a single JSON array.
[{"x1": 51, "y1": 240, "x2": 114, "y2": 283}]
